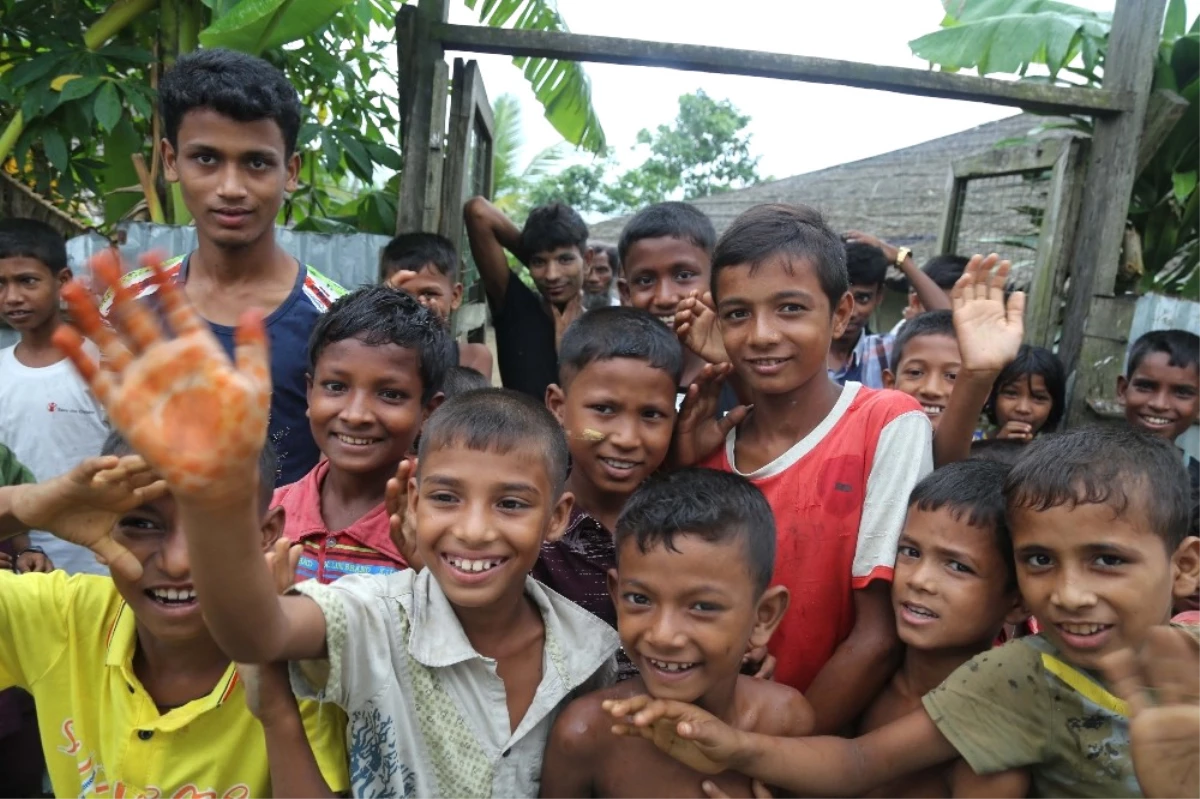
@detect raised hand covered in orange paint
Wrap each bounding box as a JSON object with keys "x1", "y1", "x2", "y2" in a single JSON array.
[{"x1": 53, "y1": 250, "x2": 272, "y2": 502}]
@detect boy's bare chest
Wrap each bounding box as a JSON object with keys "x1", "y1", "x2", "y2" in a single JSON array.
[
  {"x1": 493, "y1": 636, "x2": 545, "y2": 732},
  {"x1": 859, "y1": 687, "x2": 953, "y2": 798},
  {"x1": 598, "y1": 737, "x2": 760, "y2": 799},
  {"x1": 184, "y1": 281, "x2": 293, "y2": 327}
]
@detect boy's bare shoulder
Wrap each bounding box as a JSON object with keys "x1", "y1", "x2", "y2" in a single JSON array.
[
  {"x1": 551, "y1": 679, "x2": 644, "y2": 754},
  {"x1": 736, "y1": 675, "x2": 815, "y2": 737}
]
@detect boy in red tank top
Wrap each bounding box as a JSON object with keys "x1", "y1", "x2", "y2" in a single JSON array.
[{"x1": 684, "y1": 204, "x2": 933, "y2": 734}]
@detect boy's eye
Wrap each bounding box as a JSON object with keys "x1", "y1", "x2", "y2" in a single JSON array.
[
  {"x1": 723, "y1": 309, "x2": 750, "y2": 321},
  {"x1": 897, "y1": 545, "x2": 919, "y2": 559},
  {"x1": 1024, "y1": 553, "x2": 1054, "y2": 568},
  {"x1": 322, "y1": 381, "x2": 346, "y2": 393},
  {"x1": 622, "y1": 592, "x2": 650, "y2": 606},
  {"x1": 248, "y1": 157, "x2": 267, "y2": 169},
  {"x1": 691, "y1": 601, "x2": 722, "y2": 612},
  {"x1": 588, "y1": 404, "x2": 615, "y2": 416},
  {"x1": 1174, "y1": 387, "x2": 1197, "y2": 398},
  {"x1": 674, "y1": 271, "x2": 698, "y2": 282},
  {"x1": 194, "y1": 154, "x2": 217, "y2": 165},
  {"x1": 946, "y1": 371, "x2": 958, "y2": 381},
  {"x1": 1000, "y1": 387, "x2": 1020, "y2": 398},
  {"x1": 379, "y1": 389, "x2": 409, "y2": 402},
  {"x1": 947, "y1": 560, "x2": 973, "y2": 574},
  {"x1": 497, "y1": 498, "x2": 531, "y2": 511},
  {"x1": 1032, "y1": 392, "x2": 1052, "y2": 403},
  {"x1": 853, "y1": 293, "x2": 874, "y2": 304},
  {"x1": 119, "y1": 516, "x2": 161, "y2": 534},
  {"x1": 779, "y1": 303, "x2": 803, "y2": 314},
  {"x1": 641, "y1": 408, "x2": 668, "y2": 420},
  {"x1": 633, "y1": 275, "x2": 655, "y2": 288},
  {"x1": 428, "y1": 491, "x2": 457, "y2": 504},
  {"x1": 1094, "y1": 554, "x2": 1127, "y2": 568},
  {"x1": 903, "y1": 369, "x2": 923, "y2": 379}
]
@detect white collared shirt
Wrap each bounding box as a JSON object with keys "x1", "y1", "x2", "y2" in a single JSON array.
[{"x1": 291, "y1": 569, "x2": 619, "y2": 798}]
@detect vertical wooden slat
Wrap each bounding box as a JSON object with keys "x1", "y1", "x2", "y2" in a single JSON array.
[{"x1": 396, "y1": 0, "x2": 448, "y2": 233}]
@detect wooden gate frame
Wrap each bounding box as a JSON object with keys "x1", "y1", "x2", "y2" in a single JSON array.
[
  {"x1": 936, "y1": 137, "x2": 1087, "y2": 350},
  {"x1": 395, "y1": 0, "x2": 1174, "y2": 423}
]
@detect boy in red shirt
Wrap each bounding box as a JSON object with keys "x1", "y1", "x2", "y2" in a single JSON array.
[{"x1": 686, "y1": 203, "x2": 932, "y2": 733}]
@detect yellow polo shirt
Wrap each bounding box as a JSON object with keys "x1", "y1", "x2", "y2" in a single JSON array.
[{"x1": 0, "y1": 570, "x2": 348, "y2": 798}]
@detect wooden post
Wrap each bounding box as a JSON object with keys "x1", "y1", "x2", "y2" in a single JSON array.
[
  {"x1": 1058, "y1": 0, "x2": 1167, "y2": 425},
  {"x1": 396, "y1": 0, "x2": 448, "y2": 233}
]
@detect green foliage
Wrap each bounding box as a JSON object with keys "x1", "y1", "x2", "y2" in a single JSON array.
[
  {"x1": 528, "y1": 90, "x2": 763, "y2": 217},
  {"x1": 911, "y1": 0, "x2": 1199, "y2": 297},
  {"x1": 1, "y1": 0, "x2": 604, "y2": 234}
]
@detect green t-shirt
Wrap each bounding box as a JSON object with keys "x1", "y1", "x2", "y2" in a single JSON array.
[
  {"x1": 0, "y1": 443, "x2": 33, "y2": 488},
  {"x1": 923, "y1": 625, "x2": 1194, "y2": 798}
]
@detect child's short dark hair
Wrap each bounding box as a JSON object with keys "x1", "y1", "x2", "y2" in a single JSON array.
[
  {"x1": 712, "y1": 204, "x2": 848, "y2": 310},
  {"x1": 617, "y1": 202, "x2": 716, "y2": 266},
  {"x1": 969, "y1": 438, "x2": 1026, "y2": 466},
  {"x1": 615, "y1": 467, "x2": 775, "y2": 595},
  {"x1": 1126, "y1": 329, "x2": 1200, "y2": 377},
  {"x1": 891, "y1": 310, "x2": 956, "y2": 372},
  {"x1": 909, "y1": 460, "x2": 1015, "y2": 586},
  {"x1": 307, "y1": 286, "x2": 456, "y2": 404},
  {"x1": 159, "y1": 48, "x2": 302, "y2": 156},
  {"x1": 417, "y1": 388, "x2": 570, "y2": 497},
  {"x1": 558, "y1": 306, "x2": 683, "y2": 387},
  {"x1": 381, "y1": 232, "x2": 459, "y2": 282},
  {"x1": 0, "y1": 218, "x2": 68, "y2": 274},
  {"x1": 101, "y1": 431, "x2": 278, "y2": 512},
  {"x1": 985, "y1": 345, "x2": 1066, "y2": 432},
  {"x1": 844, "y1": 241, "x2": 890, "y2": 288},
  {"x1": 1005, "y1": 426, "x2": 1193, "y2": 550},
  {"x1": 442, "y1": 365, "x2": 490, "y2": 400},
  {"x1": 922, "y1": 255, "x2": 970, "y2": 290},
  {"x1": 520, "y1": 203, "x2": 588, "y2": 258}
]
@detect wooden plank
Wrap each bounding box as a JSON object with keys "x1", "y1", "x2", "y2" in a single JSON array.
[
  {"x1": 934, "y1": 166, "x2": 962, "y2": 256},
  {"x1": 396, "y1": 0, "x2": 448, "y2": 233},
  {"x1": 439, "y1": 58, "x2": 470, "y2": 247},
  {"x1": 1025, "y1": 138, "x2": 1086, "y2": 348},
  {"x1": 950, "y1": 137, "x2": 1065, "y2": 180},
  {"x1": 1058, "y1": 0, "x2": 1167, "y2": 425},
  {"x1": 1136, "y1": 88, "x2": 1189, "y2": 175},
  {"x1": 433, "y1": 23, "x2": 1126, "y2": 116},
  {"x1": 422, "y1": 59, "x2": 450, "y2": 233}
]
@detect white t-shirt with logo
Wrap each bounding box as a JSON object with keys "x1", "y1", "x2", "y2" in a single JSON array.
[{"x1": 0, "y1": 343, "x2": 110, "y2": 575}]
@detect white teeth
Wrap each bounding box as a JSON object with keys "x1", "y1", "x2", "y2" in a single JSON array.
[
  {"x1": 752, "y1": 359, "x2": 786, "y2": 366},
  {"x1": 337, "y1": 434, "x2": 375, "y2": 445},
  {"x1": 905, "y1": 603, "x2": 936, "y2": 618},
  {"x1": 648, "y1": 658, "x2": 697, "y2": 673},
  {"x1": 656, "y1": 315, "x2": 675, "y2": 327},
  {"x1": 1144, "y1": 416, "x2": 1172, "y2": 426},
  {"x1": 448, "y1": 556, "x2": 503, "y2": 573},
  {"x1": 151, "y1": 588, "x2": 196, "y2": 602},
  {"x1": 922, "y1": 405, "x2": 943, "y2": 415},
  {"x1": 1061, "y1": 622, "x2": 1106, "y2": 635},
  {"x1": 600, "y1": 458, "x2": 637, "y2": 470}
]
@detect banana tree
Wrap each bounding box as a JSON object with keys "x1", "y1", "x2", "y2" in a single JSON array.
[
  {"x1": 910, "y1": 0, "x2": 1199, "y2": 297},
  {"x1": 0, "y1": 0, "x2": 606, "y2": 232}
]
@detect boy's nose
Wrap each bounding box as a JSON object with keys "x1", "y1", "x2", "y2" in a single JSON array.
[
  {"x1": 216, "y1": 164, "x2": 248, "y2": 199},
  {"x1": 158, "y1": 529, "x2": 191, "y2": 579},
  {"x1": 1050, "y1": 571, "x2": 1098, "y2": 612}
]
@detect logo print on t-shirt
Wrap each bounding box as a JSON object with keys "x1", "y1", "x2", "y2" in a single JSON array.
[{"x1": 47, "y1": 402, "x2": 57, "y2": 412}]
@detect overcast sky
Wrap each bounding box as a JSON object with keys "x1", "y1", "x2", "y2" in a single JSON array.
[{"x1": 444, "y1": 0, "x2": 1117, "y2": 182}]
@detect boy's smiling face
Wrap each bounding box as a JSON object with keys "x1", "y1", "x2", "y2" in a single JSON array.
[
  {"x1": 620, "y1": 237, "x2": 709, "y2": 327},
  {"x1": 716, "y1": 257, "x2": 851, "y2": 396},
  {"x1": 0, "y1": 256, "x2": 69, "y2": 333},
  {"x1": 1118, "y1": 352, "x2": 1200, "y2": 442},
  {"x1": 528, "y1": 246, "x2": 586, "y2": 307},
  {"x1": 390, "y1": 264, "x2": 462, "y2": 326},
  {"x1": 1011, "y1": 498, "x2": 1200, "y2": 671},
  {"x1": 411, "y1": 444, "x2": 572, "y2": 610},
  {"x1": 547, "y1": 358, "x2": 676, "y2": 498},
  {"x1": 995, "y1": 374, "x2": 1055, "y2": 435},
  {"x1": 610, "y1": 534, "x2": 785, "y2": 705},
  {"x1": 839, "y1": 282, "x2": 885, "y2": 344},
  {"x1": 112, "y1": 491, "x2": 283, "y2": 645},
  {"x1": 893, "y1": 507, "x2": 1021, "y2": 651},
  {"x1": 885, "y1": 334, "x2": 961, "y2": 432},
  {"x1": 163, "y1": 108, "x2": 299, "y2": 251},
  {"x1": 307, "y1": 337, "x2": 430, "y2": 478}
]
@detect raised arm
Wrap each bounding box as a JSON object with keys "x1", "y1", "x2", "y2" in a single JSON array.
[
  {"x1": 464, "y1": 196, "x2": 524, "y2": 306},
  {"x1": 932, "y1": 255, "x2": 1024, "y2": 467},
  {"x1": 844, "y1": 231, "x2": 950, "y2": 312},
  {"x1": 53, "y1": 250, "x2": 328, "y2": 663}
]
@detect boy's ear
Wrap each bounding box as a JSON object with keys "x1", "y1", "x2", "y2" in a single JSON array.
[
  {"x1": 260, "y1": 506, "x2": 285, "y2": 551},
  {"x1": 617, "y1": 278, "x2": 630, "y2": 307},
  {"x1": 831, "y1": 291, "x2": 854, "y2": 339},
  {"x1": 451, "y1": 282, "x2": 464, "y2": 312},
  {"x1": 1002, "y1": 591, "x2": 1030, "y2": 627},
  {"x1": 304, "y1": 373, "x2": 314, "y2": 417},
  {"x1": 545, "y1": 490, "x2": 574, "y2": 544},
  {"x1": 607, "y1": 567, "x2": 620, "y2": 607},
  {"x1": 422, "y1": 391, "x2": 445, "y2": 421},
  {"x1": 883, "y1": 369, "x2": 896, "y2": 389},
  {"x1": 161, "y1": 138, "x2": 180, "y2": 183},
  {"x1": 285, "y1": 151, "x2": 301, "y2": 193},
  {"x1": 545, "y1": 383, "x2": 566, "y2": 424},
  {"x1": 1116, "y1": 374, "x2": 1129, "y2": 404},
  {"x1": 748, "y1": 585, "x2": 790, "y2": 650},
  {"x1": 1170, "y1": 536, "x2": 1200, "y2": 601}
]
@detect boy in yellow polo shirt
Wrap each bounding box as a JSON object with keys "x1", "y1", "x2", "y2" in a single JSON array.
[{"x1": 0, "y1": 436, "x2": 348, "y2": 798}]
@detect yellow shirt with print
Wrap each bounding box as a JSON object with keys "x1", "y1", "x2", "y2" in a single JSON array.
[{"x1": 0, "y1": 570, "x2": 349, "y2": 798}]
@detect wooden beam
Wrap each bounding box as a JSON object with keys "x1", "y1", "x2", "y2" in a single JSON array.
[
  {"x1": 1136, "y1": 88, "x2": 1189, "y2": 175},
  {"x1": 395, "y1": 0, "x2": 448, "y2": 233},
  {"x1": 432, "y1": 23, "x2": 1126, "y2": 116},
  {"x1": 1058, "y1": 0, "x2": 1168, "y2": 424}
]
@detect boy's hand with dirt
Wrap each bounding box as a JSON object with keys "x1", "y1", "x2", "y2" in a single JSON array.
[
  {"x1": 675, "y1": 291, "x2": 729, "y2": 365},
  {"x1": 604, "y1": 694, "x2": 750, "y2": 775},
  {"x1": 53, "y1": 250, "x2": 271, "y2": 504},
  {"x1": 1102, "y1": 626, "x2": 1200, "y2": 799},
  {"x1": 994, "y1": 420, "x2": 1035, "y2": 442},
  {"x1": 10, "y1": 455, "x2": 167, "y2": 580},
  {"x1": 385, "y1": 459, "x2": 422, "y2": 571},
  {"x1": 672, "y1": 363, "x2": 750, "y2": 467}
]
